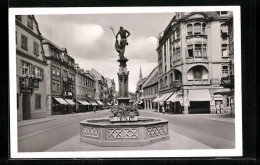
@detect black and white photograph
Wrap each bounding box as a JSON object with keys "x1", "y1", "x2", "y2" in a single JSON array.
[{"x1": 9, "y1": 6, "x2": 242, "y2": 158}]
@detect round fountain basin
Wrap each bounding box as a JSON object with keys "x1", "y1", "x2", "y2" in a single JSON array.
[{"x1": 80, "y1": 117, "x2": 169, "y2": 147}]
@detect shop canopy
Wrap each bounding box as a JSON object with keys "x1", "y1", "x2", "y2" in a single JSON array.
[
  {"x1": 53, "y1": 97, "x2": 68, "y2": 105},
  {"x1": 152, "y1": 96, "x2": 160, "y2": 102},
  {"x1": 65, "y1": 99, "x2": 75, "y2": 105},
  {"x1": 166, "y1": 92, "x2": 183, "y2": 105},
  {"x1": 96, "y1": 100, "x2": 103, "y2": 105},
  {"x1": 77, "y1": 100, "x2": 91, "y2": 105},
  {"x1": 188, "y1": 89, "x2": 211, "y2": 101},
  {"x1": 156, "y1": 92, "x2": 173, "y2": 103}
]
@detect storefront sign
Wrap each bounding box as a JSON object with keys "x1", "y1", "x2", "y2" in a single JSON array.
[{"x1": 210, "y1": 78, "x2": 221, "y2": 85}]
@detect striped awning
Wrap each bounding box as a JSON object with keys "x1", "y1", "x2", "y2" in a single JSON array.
[
  {"x1": 96, "y1": 100, "x2": 103, "y2": 105},
  {"x1": 166, "y1": 92, "x2": 183, "y2": 105},
  {"x1": 77, "y1": 100, "x2": 91, "y2": 105},
  {"x1": 53, "y1": 97, "x2": 68, "y2": 105},
  {"x1": 65, "y1": 99, "x2": 75, "y2": 105},
  {"x1": 152, "y1": 96, "x2": 160, "y2": 102},
  {"x1": 156, "y1": 92, "x2": 173, "y2": 103}
]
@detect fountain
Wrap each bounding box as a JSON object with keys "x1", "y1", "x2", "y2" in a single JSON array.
[{"x1": 80, "y1": 27, "x2": 169, "y2": 146}]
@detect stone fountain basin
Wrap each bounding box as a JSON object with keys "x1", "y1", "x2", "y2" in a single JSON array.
[{"x1": 80, "y1": 117, "x2": 169, "y2": 147}]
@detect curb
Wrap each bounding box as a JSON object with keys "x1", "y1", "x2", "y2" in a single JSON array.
[{"x1": 18, "y1": 118, "x2": 56, "y2": 127}]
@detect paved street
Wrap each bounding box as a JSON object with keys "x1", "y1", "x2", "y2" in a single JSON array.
[{"x1": 18, "y1": 109, "x2": 235, "y2": 152}]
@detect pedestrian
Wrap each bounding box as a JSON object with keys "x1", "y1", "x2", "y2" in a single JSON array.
[
  {"x1": 215, "y1": 103, "x2": 220, "y2": 114},
  {"x1": 162, "y1": 105, "x2": 165, "y2": 114},
  {"x1": 93, "y1": 107, "x2": 96, "y2": 113},
  {"x1": 220, "y1": 103, "x2": 224, "y2": 114}
]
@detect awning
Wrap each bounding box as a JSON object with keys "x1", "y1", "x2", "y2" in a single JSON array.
[
  {"x1": 77, "y1": 100, "x2": 91, "y2": 105},
  {"x1": 152, "y1": 96, "x2": 160, "y2": 102},
  {"x1": 85, "y1": 97, "x2": 98, "y2": 106},
  {"x1": 96, "y1": 100, "x2": 103, "y2": 105},
  {"x1": 65, "y1": 99, "x2": 75, "y2": 105},
  {"x1": 53, "y1": 97, "x2": 68, "y2": 105},
  {"x1": 156, "y1": 92, "x2": 173, "y2": 103},
  {"x1": 188, "y1": 89, "x2": 211, "y2": 101},
  {"x1": 166, "y1": 92, "x2": 183, "y2": 105}
]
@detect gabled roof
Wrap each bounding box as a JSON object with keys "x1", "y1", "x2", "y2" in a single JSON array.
[
  {"x1": 143, "y1": 66, "x2": 158, "y2": 88},
  {"x1": 89, "y1": 69, "x2": 103, "y2": 79}
]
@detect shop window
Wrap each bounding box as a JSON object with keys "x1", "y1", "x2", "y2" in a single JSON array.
[
  {"x1": 187, "y1": 45, "x2": 193, "y2": 57},
  {"x1": 21, "y1": 34, "x2": 28, "y2": 50},
  {"x1": 35, "y1": 94, "x2": 41, "y2": 109},
  {"x1": 16, "y1": 15, "x2": 22, "y2": 21},
  {"x1": 194, "y1": 23, "x2": 201, "y2": 35},
  {"x1": 187, "y1": 24, "x2": 192, "y2": 36},
  {"x1": 194, "y1": 68, "x2": 202, "y2": 80},
  {"x1": 27, "y1": 16, "x2": 33, "y2": 29},
  {"x1": 33, "y1": 41, "x2": 39, "y2": 55},
  {"x1": 222, "y1": 66, "x2": 229, "y2": 77},
  {"x1": 222, "y1": 44, "x2": 228, "y2": 57}
]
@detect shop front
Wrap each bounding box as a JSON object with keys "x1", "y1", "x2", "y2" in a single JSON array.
[
  {"x1": 166, "y1": 91, "x2": 184, "y2": 114},
  {"x1": 187, "y1": 89, "x2": 211, "y2": 114},
  {"x1": 52, "y1": 97, "x2": 69, "y2": 115},
  {"x1": 77, "y1": 99, "x2": 91, "y2": 112},
  {"x1": 64, "y1": 99, "x2": 76, "y2": 113},
  {"x1": 86, "y1": 97, "x2": 99, "y2": 111}
]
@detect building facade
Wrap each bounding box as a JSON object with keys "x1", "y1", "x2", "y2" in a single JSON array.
[
  {"x1": 156, "y1": 11, "x2": 233, "y2": 114},
  {"x1": 16, "y1": 15, "x2": 48, "y2": 120},
  {"x1": 142, "y1": 66, "x2": 159, "y2": 110},
  {"x1": 106, "y1": 78, "x2": 116, "y2": 105},
  {"x1": 75, "y1": 65, "x2": 96, "y2": 112},
  {"x1": 42, "y1": 37, "x2": 76, "y2": 115},
  {"x1": 135, "y1": 66, "x2": 147, "y2": 108}
]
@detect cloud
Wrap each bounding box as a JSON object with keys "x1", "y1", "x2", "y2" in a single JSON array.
[{"x1": 71, "y1": 24, "x2": 104, "y2": 45}]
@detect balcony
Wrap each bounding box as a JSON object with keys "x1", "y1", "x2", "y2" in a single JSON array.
[
  {"x1": 20, "y1": 75, "x2": 41, "y2": 89},
  {"x1": 186, "y1": 56, "x2": 208, "y2": 63},
  {"x1": 169, "y1": 80, "x2": 182, "y2": 88},
  {"x1": 221, "y1": 75, "x2": 234, "y2": 88},
  {"x1": 186, "y1": 34, "x2": 207, "y2": 39},
  {"x1": 187, "y1": 79, "x2": 210, "y2": 86}
]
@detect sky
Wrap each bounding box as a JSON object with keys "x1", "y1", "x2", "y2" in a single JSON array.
[{"x1": 35, "y1": 13, "x2": 175, "y2": 93}]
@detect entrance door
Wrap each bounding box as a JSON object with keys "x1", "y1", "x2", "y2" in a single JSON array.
[{"x1": 22, "y1": 94, "x2": 31, "y2": 120}]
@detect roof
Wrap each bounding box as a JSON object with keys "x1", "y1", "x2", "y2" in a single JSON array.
[
  {"x1": 143, "y1": 66, "x2": 158, "y2": 88},
  {"x1": 89, "y1": 69, "x2": 103, "y2": 79}
]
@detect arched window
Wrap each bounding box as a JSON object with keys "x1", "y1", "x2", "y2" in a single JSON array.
[
  {"x1": 194, "y1": 23, "x2": 201, "y2": 35},
  {"x1": 170, "y1": 73, "x2": 173, "y2": 84},
  {"x1": 187, "y1": 24, "x2": 193, "y2": 36},
  {"x1": 193, "y1": 68, "x2": 202, "y2": 80},
  {"x1": 175, "y1": 27, "x2": 180, "y2": 39}
]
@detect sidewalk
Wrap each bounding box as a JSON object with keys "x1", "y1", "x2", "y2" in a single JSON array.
[{"x1": 18, "y1": 109, "x2": 110, "y2": 127}]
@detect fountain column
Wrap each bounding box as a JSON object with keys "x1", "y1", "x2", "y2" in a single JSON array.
[{"x1": 117, "y1": 58, "x2": 130, "y2": 105}]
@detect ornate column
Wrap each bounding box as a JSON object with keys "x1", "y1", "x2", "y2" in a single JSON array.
[{"x1": 117, "y1": 58, "x2": 130, "y2": 105}]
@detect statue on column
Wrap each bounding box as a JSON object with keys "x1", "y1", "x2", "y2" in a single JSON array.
[{"x1": 110, "y1": 26, "x2": 131, "y2": 59}]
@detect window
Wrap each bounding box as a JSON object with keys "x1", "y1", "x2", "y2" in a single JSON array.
[
  {"x1": 35, "y1": 94, "x2": 41, "y2": 109},
  {"x1": 202, "y1": 23, "x2": 206, "y2": 34},
  {"x1": 220, "y1": 11, "x2": 230, "y2": 16},
  {"x1": 22, "y1": 62, "x2": 31, "y2": 75},
  {"x1": 34, "y1": 66, "x2": 41, "y2": 76},
  {"x1": 187, "y1": 24, "x2": 192, "y2": 36},
  {"x1": 165, "y1": 65, "x2": 167, "y2": 73},
  {"x1": 202, "y1": 44, "x2": 207, "y2": 57},
  {"x1": 33, "y1": 41, "x2": 39, "y2": 55},
  {"x1": 16, "y1": 15, "x2": 22, "y2": 21},
  {"x1": 164, "y1": 44, "x2": 166, "y2": 62},
  {"x1": 21, "y1": 35, "x2": 28, "y2": 50},
  {"x1": 52, "y1": 65, "x2": 56, "y2": 75},
  {"x1": 69, "y1": 72, "x2": 72, "y2": 78},
  {"x1": 165, "y1": 76, "x2": 168, "y2": 86},
  {"x1": 27, "y1": 16, "x2": 33, "y2": 29},
  {"x1": 194, "y1": 68, "x2": 202, "y2": 80},
  {"x1": 57, "y1": 83, "x2": 60, "y2": 92},
  {"x1": 64, "y1": 70, "x2": 68, "y2": 77},
  {"x1": 72, "y1": 74, "x2": 74, "y2": 81},
  {"x1": 175, "y1": 28, "x2": 180, "y2": 39},
  {"x1": 222, "y1": 66, "x2": 229, "y2": 77},
  {"x1": 222, "y1": 44, "x2": 228, "y2": 57},
  {"x1": 52, "y1": 82, "x2": 56, "y2": 92},
  {"x1": 176, "y1": 47, "x2": 180, "y2": 60},
  {"x1": 56, "y1": 67, "x2": 60, "y2": 76},
  {"x1": 195, "y1": 44, "x2": 202, "y2": 57},
  {"x1": 187, "y1": 45, "x2": 193, "y2": 57},
  {"x1": 194, "y1": 23, "x2": 201, "y2": 35}
]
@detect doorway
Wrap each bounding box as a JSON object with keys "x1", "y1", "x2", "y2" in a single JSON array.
[{"x1": 22, "y1": 94, "x2": 31, "y2": 120}]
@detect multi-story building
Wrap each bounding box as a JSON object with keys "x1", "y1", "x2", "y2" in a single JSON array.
[
  {"x1": 142, "y1": 66, "x2": 159, "y2": 110},
  {"x1": 42, "y1": 37, "x2": 76, "y2": 115},
  {"x1": 75, "y1": 65, "x2": 96, "y2": 112},
  {"x1": 135, "y1": 66, "x2": 147, "y2": 108},
  {"x1": 106, "y1": 78, "x2": 116, "y2": 105},
  {"x1": 89, "y1": 69, "x2": 108, "y2": 108},
  {"x1": 16, "y1": 15, "x2": 48, "y2": 121},
  {"x1": 155, "y1": 11, "x2": 233, "y2": 114}
]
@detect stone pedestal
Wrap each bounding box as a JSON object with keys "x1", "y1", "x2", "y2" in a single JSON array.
[{"x1": 117, "y1": 58, "x2": 130, "y2": 105}]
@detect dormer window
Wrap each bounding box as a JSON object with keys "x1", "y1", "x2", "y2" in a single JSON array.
[
  {"x1": 220, "y1": 11, "x2": 230, "y2": 16},
  {"x1": 27, "y1": 16, "x2": 33, "y2": 29}
]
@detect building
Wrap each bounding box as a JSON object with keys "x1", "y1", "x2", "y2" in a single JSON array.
[
  {"x1": 16, "y1": 15, "x2": 48, "y2": 120},
  {"x1": 42, "y1": 37, "x2": 76, "y2": 115},
  {"x1": 74, "y1": 65, "x2": 97, "y2": 112},
  {"x1": 106, "y1": 78, "x2": 116, "y2": 105},
  {"x1": 220, "y1": 16, "x2": 234, "y2": 117},
  {"x1": 142, "y1": 66, "x2": 159, "y2": 110},
  {"x1": 89, "y1": 69, "x2": 108, "y2": 108},
  {"x1": 129, "y1": 92, "x2": 137, "y2": 106},
  {"x1": 155, "y1": 11, "x2": 233, "y2": 114},
  {"x1": 135, "y1": 66, "x2": 147, "y2": 108}
]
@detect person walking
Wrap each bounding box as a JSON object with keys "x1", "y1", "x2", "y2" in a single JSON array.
[
  {"x1": 220, "y1": 103, "x2": 224, "y2": 114},
  {"x1": 93, "y1": 107, "x2": 96, "y2": 113},
  {"x1": 162, "y1": 105, "x2": 165, "y2": 114},
  {"x1": 216, "y1": 103, "x2": 220, "y2": 114}
]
